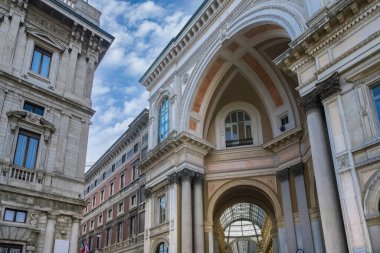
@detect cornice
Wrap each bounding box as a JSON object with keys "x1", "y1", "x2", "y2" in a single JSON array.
[
  {"x1": 140, "y1": 131, "x2": 214, "y2": 171},
  {"x1": 84, "y1": 109, "x2": 149, "y2": 181},
  {"x1": 263, "y1": 126, "x2": 303, "y2": 153},
  {"x1": 140, "y1": 0, "x2": 230, "y2": 89},
  {"x1": 275, "y1": 0, "x2": 378, "y2": 69}
]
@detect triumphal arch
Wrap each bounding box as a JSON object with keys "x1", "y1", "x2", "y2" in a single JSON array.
[{"x1": 139, "y1": 0, "x2": 380, "y2": 253}]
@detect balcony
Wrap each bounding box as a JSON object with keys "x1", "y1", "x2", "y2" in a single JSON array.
[
  {"x1": 0, "y1": 164, "x2": 44, "y2": 190},
  {"x1": 226, "y1": 138, "x2": 253, "y2": 148}
]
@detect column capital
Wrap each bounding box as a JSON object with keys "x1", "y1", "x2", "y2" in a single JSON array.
[
  {"x1": 179, "y1": 168, "x2": 195, "y2": 182},
  {"x1": 277, "y1": 168, "x2": 289, "y2": 182},
  {"x1": 316, "y1": 72, "x2": 340, "y2": 101},
  {"x1": 290, "y1": 162, "x2": 305, "y2": 177},
  {"x1": 299, "y1": 90, "x2": 321, "y2": 113},
  {"x1": 193, "y1": 172, "x2": 204, "y2": 184},
  {"x1": 167, "y1": 172, "x2": 180, "y2": 185},
  {"x1": 144, "y1": 187, "x2": 152, "y2": 198},
  {"x1": 47, "y1": 213, "x2": 58, "y2": 220}
]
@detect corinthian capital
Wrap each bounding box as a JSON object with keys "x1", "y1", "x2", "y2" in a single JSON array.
[
  {"x1": 299, "y1": 90, "x2": 320, "y2": 113},
  {"x1": 316, "y1": 72, "x2": 340, "y2": 101},
  {"x1": 179, "y1": 168, "x2": 195, "y2": 182}
]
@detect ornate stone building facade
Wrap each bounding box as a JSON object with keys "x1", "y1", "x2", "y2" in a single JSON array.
[
  {"x1": 138, "y1": 0, "x2": 380, "y2": 253},
  {"x1": 0, "y1": 0, "x2": 112, "y2": 252},
  {"x1": 81, "y1": 109, "x2": 149, "y2": 253}
]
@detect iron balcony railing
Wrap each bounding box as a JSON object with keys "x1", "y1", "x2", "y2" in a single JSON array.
[{"x1": 226, "y1": 138, "x2": 253, "y2": 148}]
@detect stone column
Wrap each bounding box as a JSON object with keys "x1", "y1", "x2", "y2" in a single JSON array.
[
  {"x1": 179, "y1": 169, "x2": 194, "y2": 253},
  {"x1": 277, "y1": 169, "x2": 297, "y2": 253},
  {"x1": 316, "y1": 73, "x2": 371, "y2": 252},
  {"x1": 194, "y1": 173, "x2": 205, "y2": 253},
  {"x1": 42, "y1": 213, "x2": 57, "y2": 253},
  {"x1": 299, "y1": 90, "x2": 347, "y2": 253},
  {"x1": 168, "y1": 172, "x2": 180, "y2": 252},
  {"x1": 271, "y1": 229, "x2": 279, "y2": 253},
  {"x1": 291, "y1": 163, "x2": 315, "y2": 253},
  {"x1": 69, "y1": 217, "x2": 80, "y2": 253}
]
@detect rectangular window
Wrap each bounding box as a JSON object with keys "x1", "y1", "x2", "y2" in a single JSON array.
[
  {"x1": 130, "y1": 216, "x2": 136, "y2": 237},
  {"x1": 0, "y1": 244, "x2": 23, "y2": 253},
  {"x1": 133, "y1": 143, "x2": 139, "y2": 153},
  {"x1": 23, "y1": 101, "x2": 44, "y2": 116},
  {"x1": 122, "y1": 154, "x2": 126, "y2": 163},
  {"x1": 88, "y1": 236, "x2": 92, "y2": 251},
  {"x1": 94, "y1": 179, "x2": 98, "y2": 187},
  {"x1": 98, "y1": 214, "x2": 103, "y2": 224},
  {"x1": 100, "y1": 189, "x2": 104, "y2": 202},
  {"x1": 139, "y1": 212, "x2": 145, "y2": 233},
  {"x1": 159, "y1": 195, "x2": 166, "y2": 223},
  {"x1": 120, "y1": 174, "x2": 125, "y2": 189},
  {"x1": 141, "y1": 133, "x2": 148, "y2": 146},
  {"x1": 13, "y1": 130, "x2": 39, "y2": 169},
  {"x1": 92, "y1": 196, "x2": 96, "y2": 207},
  {"x1": 31, "y1": 46, "x2": 51, "y2": 78},
  {"x1": 83, "y1": 224, "x2": 87, "y2": 233},
  {"x1": 372, "y1": 85, "x2": 380, "y2": 122},
  {"x1": 131, "y1": 195, "x2": 137, "y2": 206},
  {"x1": 3, "y1": 209, "x2": 27, "y2": 223},
  {"x1": 108, "y1": 209, "x2": 112, "y2": 220},
  {"x1": 132, "y1": 164, "x2": 137, "y2": 181},
  {"x1": 102, "y1": 172, "x2": 106, "y2": 180},
  {"x1": 117, "y1": 222, "x2": 123, "y2": 243},
  {"x1": 118, "y1": 202, "x2": 124, "y2": 213},
  {"x1": 90, "y1": 220, "x2": 94, "y2": 229},
  {"x1": 111, "y1": 164, "x2": 115, "y2": 172},
  {"x1": 110, "y1": 182, "x2": 114, "y2": 196},
  {"x1": 140, "y1": 187, "x2": 145, "y2": 203},
  {"x1": 127, "y1": 148, "x2": 133, "y2": 158},
  {"x1": 96, "y1": 234, "x2": 101, "y2": 249},
  {"x1": 106, "y1": 228, "x2": 112, "y2": 247}
]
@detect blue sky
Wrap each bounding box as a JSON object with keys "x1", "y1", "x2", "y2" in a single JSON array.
[{"x1": 86, "y1": 0, "x2": 204, "y2": 165}]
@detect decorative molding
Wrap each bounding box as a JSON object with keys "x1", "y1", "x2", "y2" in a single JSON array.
[
  {"x1": 144, "y1": 187, "x2": 152, "y2": 199},
  {"x1": 167, "y1": 172, "x2": 180, "y2": 185},
  {"x1": 178, "y1": 168, "x2": 195, "y2": 182},
  {"x1": 298, "y1": 90, "x2": 320, "y2": 113},
  {"x1": 336, "y1": 153, "x2": 350, "y2": 170},
  {"x1": 290, "y1": 162, "x2": 304, "y2": 176},
  {"x1": 193, "y1": 172, "x2": 204, "y2": 184},
  {"x1": 263, "y1": 126, "x2": 303, "y2": 153},
  {"x1": 277, "y1": 168, "x2": 289, "y2": 182},
  {"x1": 316, "y1": 72, "x2": 341, "y2": 101}
]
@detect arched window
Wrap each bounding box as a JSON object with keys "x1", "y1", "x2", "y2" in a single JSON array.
[
  {"x1": 156, "y1": 242, "x2": 168, "y2": 253},
  {"x1": 225, "y1": 111, "x2": 253, "y2": 147},
  {"x1": 158, "y1": 97, "x2": 169, "y2": 143}
]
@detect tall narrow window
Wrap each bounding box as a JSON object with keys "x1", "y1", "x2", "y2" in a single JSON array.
[
  {"x1": 14, "y1": 130, "x2": 40, "y2": 169},
  {"x1": 31, "y1": 47, "x2": 51, "y2": 78},
  {"x1": 159, "y1": 195, "x2": 166, "y2": 223},
  {"x1": 110, "y1": 182, "x2": 114, "y2": 196},
  {"x1": 372, "y1": 85, "x2": 380, "y2": 123},
  {"x1": 132, "y1": 164, "x2": 137, "y2": 181},
  {"x1": 117, "y1": 222, "x2": 123, "y2": 243},
  {"x1": 100, "y1": 189, "x2": 105, "y2": 202},
  {"x1": 120, "y1": 174, "x2": 125, "y2": 189},
  {"x1": 156, "y1": 243, "x2": 169, "y2": 253},
  {"x1": 158, "y1": 97, "x2": 169, "y2": 143},
  {"x1": 106, "y1": 228, "x2": 112, "y2": 247},
  {"x1": 225, "y1": 111, "x2": 252, "y2": 147},
  {"x1": 130, "y1": 216, "x2": 136, "y2": 237}
]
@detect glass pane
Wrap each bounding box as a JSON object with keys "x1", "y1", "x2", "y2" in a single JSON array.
[
  {"x1": 14, "y1": 134, "x2": 27, "y2": 167},
  {"x1": 231, "y1": 112, "x2": 237, "y2": 123},
  {"x1": 246, "y1": 125, "x2": 252, "y2": 138},
  {"x1": 244, "y1": 112, "x2": 250, "y2": 121},
  {"x1": 33, "y1": 106, "x2": 44, "y2": 116},
  {"x1": 232, "y1": 124, "x2": 238, "y2": 139},
  {"x1": 15, "y1": 211, "x2": 26, "y2": 223},
  {"x1": 238, "y1": 111, "x2": 244, "y2": 122},
  {"x1": 40, "y1": 55, "x2": 51, "y2": 77},
  {"x1": 375, "y1": 100, "x2": 380, "y2": 122},
  {"x1": 25, "y1": 137, "x2": 39, "y2": 169},
  {"x1": 23, "y1": 102, "x2": 33, "y2": 112},
  {"x1": 0, "y1": 247, "x2": 8, "y2": 253},
  {"x1": 225, "y1": 126, "x2": 232, "y2": 141},
  {"x1": 225, "y1": 115, "x2": 230, "y2": 123},
  {"x1": 4, "y1": 210, "x2": 15, "y2": 221},
  {"x1": 238, "y1": 122, "x2": 245, "y2": 139},
  {"x1": 373, "y1": 86, "x2": 380, "y2": 98},
  {"x1": 10, "y1": 248, "x2": 21, "y2": 253},
  {"x1": 31, "y1": 50, "x2": 42, "y2": 73}
]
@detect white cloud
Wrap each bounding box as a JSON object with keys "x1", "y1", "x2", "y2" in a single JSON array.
[{"x1": 85, "y1": 0, "x2": 202, "y2": 163}]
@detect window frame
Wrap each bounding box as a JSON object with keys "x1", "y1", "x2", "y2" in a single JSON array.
[
  {"x1": 23, "y1": 101, "x2": 45, "y2": 116},
  {"x1": 13, "y1": 129, "x2": 40, "y2": 170},
  {"x1": 30, "y1": 46, "x2": 52, "y2": 78},
  {"x1": 224, "y1": 110, "x2": 253, "y2": 148},
  {"x1": 0, "y1": 243, "x2": 23, "y2": 253},
  {"x1": 156, "y1": 242, "x2": 169, "y2": 253},
  {"x1": 158, "y1": 96, "x2": 170, "y2": 143},
  {"x1": 3, "y1": 208, "x2": 27, "y2": 223},
  {"x1": 158, "y1": 194, "x2": 166, "y2": 224}
]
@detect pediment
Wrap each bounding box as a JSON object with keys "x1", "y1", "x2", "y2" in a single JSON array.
[{"x1": 26, "y1": 28, "x2": 66, "y2": 51}]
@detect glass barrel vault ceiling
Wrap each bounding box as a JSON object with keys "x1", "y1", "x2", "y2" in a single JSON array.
[{"x1": 220, "y1": 203, "x2": 266, "y2": 243}]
